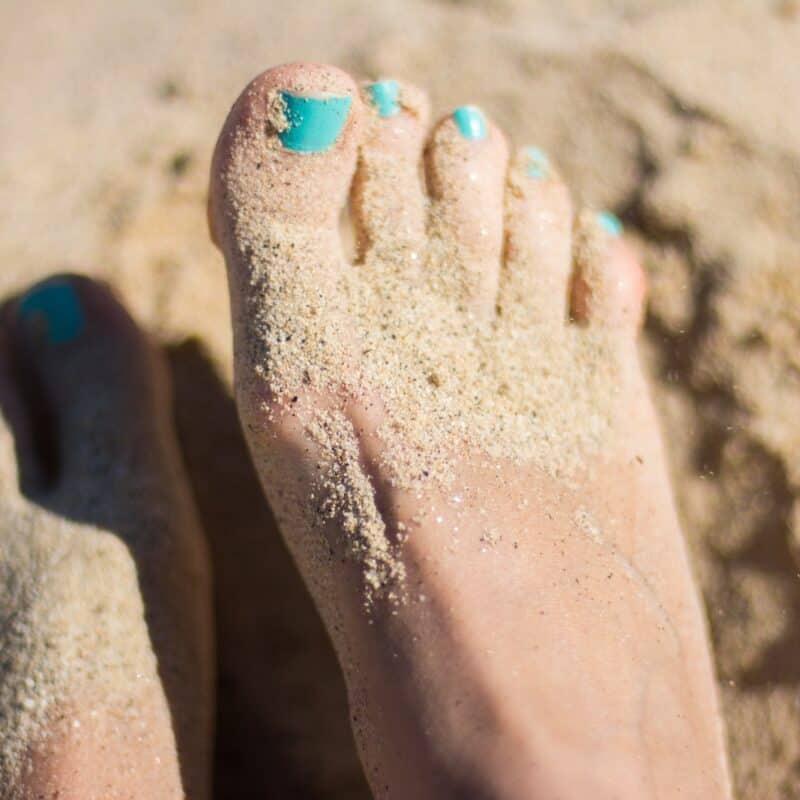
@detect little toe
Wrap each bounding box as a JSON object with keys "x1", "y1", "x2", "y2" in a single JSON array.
[
  {"x1": 209, "y1": 61, "x2": 363, "y2": 254},
  {"x1": 570, "y1": 211, "x2": 646, "y2": 332},
  {"x1": 351, "y1": 79, "x2": 429, "y2": 267},
  {"x1": 499, "y1": 146, "x2": 573, "y2": 325},
  {"x1": 425, "y1": 105, "x2": 509, "y2": 310}
]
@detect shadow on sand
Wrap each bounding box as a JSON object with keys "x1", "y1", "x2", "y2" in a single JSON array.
[{"x1": 167, "y1": 340, "x2": 370, "y2": 800}]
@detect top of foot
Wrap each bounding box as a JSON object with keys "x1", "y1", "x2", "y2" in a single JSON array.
[{"x1": 210, "y1": 63, "x2": 729, "y2": 799}]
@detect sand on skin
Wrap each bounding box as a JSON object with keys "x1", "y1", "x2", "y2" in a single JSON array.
[{"x1": 2, "y1": 1, "x2": 800, "y2": 797}]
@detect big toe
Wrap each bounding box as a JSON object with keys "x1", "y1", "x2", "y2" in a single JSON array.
[
  {"x1": 209, "y1": 61, "x2": 363, "y2": 251},
  {"x1": 209, "y1": 62, "x2": 364, "y2": 405},
  {"x1": 10, "y1": 273, "x2": 213, "y2": 797}
]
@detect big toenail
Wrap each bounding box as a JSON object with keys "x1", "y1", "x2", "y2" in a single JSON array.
[
  {"x1": 18, "y1": 278, "x2": 84, "y2": 344},
  {"x1": 524, "y1": 146, "x2": 550, "y2": 178},
  {"x1": 367, "y1": 79, "x2": 400, "y2": 117},
  {"x1": 276, "y1": 91, "x2": 352, "y2": 153},
  {"x1": 597, "y1": 210, "x2": 623, "y2": 237},
  {"x1": 452, "y1": 105, "x2": 487, "y2": 140}
]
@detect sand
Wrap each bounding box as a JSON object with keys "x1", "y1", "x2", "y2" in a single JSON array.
[
  {"x1": 2, "y1": 0, "x2": 800, "y2": 797},
  {"x1": 222, "y1": 80, "x2": 623, "y2": 603}
]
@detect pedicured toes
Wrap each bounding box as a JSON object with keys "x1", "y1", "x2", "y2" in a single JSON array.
[
  {"x1": 500, "y1": 146, "x2": 573, "y2": 324},
  {"x1": 425, "y1": 105, "x2": 508, "y2": 309},
  {"x1": 209, "y1": 62, "x2": 363, "y2": 249},
  {"x1": 570, "y1": 211, "x2": 646, "y2": 330},
  {"x1": 351, "y1": 79, "x2": 429, "y2": 263}
]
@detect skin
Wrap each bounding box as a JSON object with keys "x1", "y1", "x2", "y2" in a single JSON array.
[
  {"x1": 0, "y1": 62, "x2": 732, "y2": 799},
  {"x1": 209, "y1": 62, "x2": 733, "y2": 799},
  {"x1": 0, "y1": 277, "x2": 212, "y2": 800}
]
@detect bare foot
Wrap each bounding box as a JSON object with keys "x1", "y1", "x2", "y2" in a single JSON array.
[
  {"x1": 0, "y1": 276, "x2": 213, "y2": 799},
  {"x1": 210, "y1": 63, "x2": 732, "y2": 799}
]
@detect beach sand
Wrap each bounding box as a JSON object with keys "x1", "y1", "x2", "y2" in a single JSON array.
[{"x1": 2, "y1": 0, "x2": 800, "y2": 796}]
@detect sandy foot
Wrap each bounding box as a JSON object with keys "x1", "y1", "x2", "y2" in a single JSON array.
[
  {"x1": 0, "y1": 276, "x2": 213, "y2": 799},
  {"x1": 209, "y1": 62, "x2": 733, "y2": 798}
]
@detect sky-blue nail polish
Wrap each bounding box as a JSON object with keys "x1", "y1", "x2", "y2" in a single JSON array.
[
  {"x1": 452, "y1": 105, "x2": 486, "y2": 140},
  {"x1": 367, "y1": 79, "x2": 400, "y2": 117},
  {"x1": 597, "y1": 210, "x2": 623, "y2": 237},
  {"x1": 18, "y1": 279, "x2": 84, "y2": 344},
  {"x1": 524, "y1": 146, "x2": 550, "y2": 178},
  {"x1": 277, "y1": 91, "x2": 352, "y2": 153}
]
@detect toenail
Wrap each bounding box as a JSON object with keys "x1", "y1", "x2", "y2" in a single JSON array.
[
  {"x1": 18, "y1": 279, "x2": 84, "y2": 344},
  {"x1": 597, "y1": 210, "x2": 623, "y2": 237},
  {"x1": 524, "y1": 146, "x2": 550, "y2": 178},
  {"x1": 276, "y1": 91, "x2": 352, "y2": 153},
  {"x1": 452, "y1": 105, "x2": 487, "y2": 140},
  {"x1": 367, "y1": 79, "x2": 400, "y2": 117}
]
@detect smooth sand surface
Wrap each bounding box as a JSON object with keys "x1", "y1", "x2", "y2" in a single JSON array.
[{"x1": 2, "y1": 1, "x2": 800, "y2": 797}]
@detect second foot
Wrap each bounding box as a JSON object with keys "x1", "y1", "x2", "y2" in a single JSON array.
[
  {"x1": 210, "y1": 63, "x2": 732, "y2": 799},
  {"x1": 0, "y1": 276, "x2": 213, "y2": 800}
]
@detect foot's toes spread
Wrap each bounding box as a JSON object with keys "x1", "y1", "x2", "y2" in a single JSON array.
[
  {"x1": 210, "y1": 64, "x2": 647, "y2": 602},
  {"x1": 352, "y1": 79, "x2": 429, "y2": 265},
  {"x1": 425, "y1": 105, "x2": 509, "y2": 308},
  {"x1": 570, "y1": 210, "x2": 646, "y2": 331},
  {"x1": 499, "y1": 146, "x2": 573, "y2": 324},
  {"x1": 209, "y1": 64, "x2": 726, "y2": 800}
]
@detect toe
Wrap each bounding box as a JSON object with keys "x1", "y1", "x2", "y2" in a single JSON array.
[
  {"x1": 570, "y1": 211, "x2": 646, "y2": 331},
  {"x1": 351, "y1": 79, "x2": 429, "y2": 267},
  {"x1": 210, "y1": 63, "x2": 364, "y2": 402},
  {"x1": 499, "y1": 147, "x2": 573, "y2": 325},
  {"x1": 425, "y1": 105, "x2": 509, "y2": 310},
  {"x1": 13, "y1": 275, "x2": 181, "y2": 509},
  {"x1": 209, "y1": 61, "x2": 363, "y2": 254}
]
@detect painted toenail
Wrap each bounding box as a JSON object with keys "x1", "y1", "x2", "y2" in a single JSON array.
[
  {"x1": 18, "y1": 279, "x2": 84, "y2": 344},
  {"x1": 524, "y1": 146, "x2": 550, "y2": 178},
  {"x1": 367, "y1": 79, "x2": 400, "y2": 117},
  {"x1": 597, "y1": 210, "x2": 623, "y2": 237},
  {"x1": 452, "y1": 105, "x2": 487, "y2": 140},
  {"x1": 276, "y1": 91, "x2": 352, "y2": 153}
]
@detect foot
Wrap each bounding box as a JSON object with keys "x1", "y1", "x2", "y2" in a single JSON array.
[
  {"x1": 0, "y1": 276, "x2": 213, "y2": 799},
  {"x1": 210, "y1": 63, "x2": 731, "y2": 799}
]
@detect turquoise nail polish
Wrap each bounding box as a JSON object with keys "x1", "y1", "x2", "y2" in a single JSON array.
[
  {"x1": 452, "y1": 105, "x2": 486, "y2": 140},
  {"x1": 597, "y1": 210, "x2": 623, "y2": 237},
  {"x1": 367, "y1": 79, "x2": 400, "y2": 117},
  {"x1": 18, "y1": 279, "x2": 84, "y2": 344},
  {"x1": 524, "y1": 146, "x2": 549, "y2": 178},
  {"x1": 277, "y1": 91, "x2": 352, "y2": 153}
]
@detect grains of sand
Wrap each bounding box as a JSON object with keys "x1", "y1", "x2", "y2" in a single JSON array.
[{"x1": 223, "y1": 90, "x2": 621, "y2": 605}]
